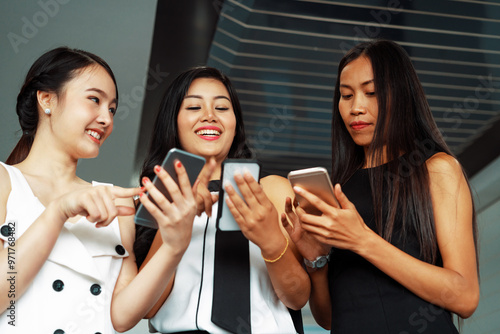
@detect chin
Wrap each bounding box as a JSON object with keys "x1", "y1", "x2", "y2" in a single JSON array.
[
  {"x1": 351, "y1": 136, "x2": 373, "y2": 148},
  {"x1": 78, "y1": 149, "x2": 100, "y2": 160},
  {"x1": 198, "y1": 148, "x2": 226, "y2": 158}
]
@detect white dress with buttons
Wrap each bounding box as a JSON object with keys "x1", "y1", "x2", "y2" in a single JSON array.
[{"x1": 0, "y1": 162, "x2": 127, "y2": 334}]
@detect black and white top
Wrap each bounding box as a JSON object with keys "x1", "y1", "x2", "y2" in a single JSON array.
[{"x1": 149, "y1": 199, "x2": 296, "y2": 333}]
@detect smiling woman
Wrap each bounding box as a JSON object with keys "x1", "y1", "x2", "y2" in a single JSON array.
[
  {"x1": 39, "y1": 65, "x2": 117, "y2": 160},
  {"x1": 0, "y1": 47, "x2": 200, "y2": 334},
  {"x1": 5, "y1": 48, "x2": 118, "y2": 166},
  {"x1": 0, "y1": 47, "x2": 136, "y2": 334},
  {"x1": 177, "y1": 77, "x2": 237, "y2": 166},
  {"x1": 134, "y1": 66, "x2": 311, "y2": 334}
]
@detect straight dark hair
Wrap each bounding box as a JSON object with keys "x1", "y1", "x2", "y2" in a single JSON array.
[
  {"x1": 139, "y1": 66, "x2": 251, "y2": 184},
  {"x1": 331, "y1": 40, "x2": 478, "y2": 267},
  {"x1": 134, "y1": 66, "x2": 252, "y2": 267},
  {"x1": 6, "y1": 47, "x2": 118, "y2": 165}
]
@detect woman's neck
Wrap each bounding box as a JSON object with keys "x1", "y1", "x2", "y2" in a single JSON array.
[
  {"x1": 211, "y1": 164, "x2": 222, "y2": 181},
  {"x1": 16, "y1": 136, "x2": 79, "y2": 183}
]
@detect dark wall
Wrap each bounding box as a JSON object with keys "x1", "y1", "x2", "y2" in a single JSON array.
[{"x1": 135, "y1": 0, "x2": 222, "y2": 170}]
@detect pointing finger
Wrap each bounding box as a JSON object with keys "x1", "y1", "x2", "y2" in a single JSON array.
[{"x1": 110, "y1": 185, "x2": 143, "y2": 199}]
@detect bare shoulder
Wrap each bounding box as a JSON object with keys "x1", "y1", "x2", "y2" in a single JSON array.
[
  {"x1": 260, "y1": 174, "x2": 290, "y2": 187},
  {"x1": 426, "y1": 152, "x2": 464, "y2": 181},
  {"x1": 0, "y1": 164, "x2": 11, "y2": 242},
  {"x1": 0, "y1": 163, "x2": 10, "y2": 187},
  {"x1": 260, "y1": 174, "x2": 294, "y2": 210},
  {"x1": 426, "y1": 152, "x2": 470, "y2": 197},
  {"x1": 261, "y1": 174, "x2": 293, "y2": 195},
  {"x1": 0, "y1": 163, "x2": 11, "y2": 205}
]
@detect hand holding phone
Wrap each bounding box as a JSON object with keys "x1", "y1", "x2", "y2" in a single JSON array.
[
  {"x1": 216, "y1": 159, "x2": 261, "y2": 231},
  {"x1": 287, "y1": 167, "x2": 340, "y2": 215},
  {"x1": 135, "y1": 148, "x2": 206, "y2": 229}
]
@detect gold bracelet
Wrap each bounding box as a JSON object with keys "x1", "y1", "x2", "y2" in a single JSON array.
[{"x1": 262, "y1": 237, "x2": 289, "y2": 263}]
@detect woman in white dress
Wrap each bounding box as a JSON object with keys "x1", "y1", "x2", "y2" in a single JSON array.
[{"x1": 0, "y1": 47, "x2": 211, "y2": 334}]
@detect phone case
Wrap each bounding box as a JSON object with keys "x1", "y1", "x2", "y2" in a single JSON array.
[
  {"x1": 216, "y1": 159, "x2": 261, "y2": 231},
  {"x1": 288, "y1": 167, "x2": 339, "y2": 214},
  {"x1": 135, "y1": 148, "x2": 206, "y2": 229}
]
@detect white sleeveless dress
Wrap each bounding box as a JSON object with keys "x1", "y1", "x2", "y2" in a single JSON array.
[{"x1": 0, "y1": 161, "x2": 128, "y2": 334}]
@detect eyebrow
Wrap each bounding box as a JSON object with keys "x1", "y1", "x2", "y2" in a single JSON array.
[
  {"x1": 339, "y1": 79, "x2": 374, "y2": 89},
  {"x1": 86, "y1": 88, "x2": 117, "y2": 104},
  {"x1": 184, "y1": 94, "x2": 231, "y2": 101}
]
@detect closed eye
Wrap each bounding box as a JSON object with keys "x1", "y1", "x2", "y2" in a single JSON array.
[
  {"x1": 187, "y1": 106, "x2": 201, "y2": 110},
  {"x1": 341, "y1": 94, "x2": 352, "y2": 99},
  {"x1": 215, "y1": 107, "x2": 229, "y2": 111}
]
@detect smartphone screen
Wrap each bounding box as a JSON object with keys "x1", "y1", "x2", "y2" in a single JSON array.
[
  {"x1": 135, "y1": 148, "x2": 206, "y2": 229},
  {"x1": 288, "y1": 167, "x2": 339, "y2": 215},
  {"x1": 216, "y1": 159, "x2": 261, "y2": 231}
]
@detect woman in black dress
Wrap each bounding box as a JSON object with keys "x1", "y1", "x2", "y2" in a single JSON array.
[{"x1": 283, "y1": 40, "x2": 479, "y2": 333}]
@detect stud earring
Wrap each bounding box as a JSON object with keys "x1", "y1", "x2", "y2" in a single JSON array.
[{"x1": 44, "y1": 108, "x2": 51, "y2": 115}]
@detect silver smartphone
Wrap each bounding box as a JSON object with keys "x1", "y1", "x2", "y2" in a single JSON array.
[
  {"x1": 216, "y1": 159, "x2": 261, "y2": 231},
  {"x1": 135, "y1": 148, "x2": 206, "y2": 229},
  {"x1": 287, "y1": 167, "x2": 340, "y2": 215}
]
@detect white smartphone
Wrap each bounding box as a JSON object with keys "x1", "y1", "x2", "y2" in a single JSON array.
[
  {"x1": 216, "y1": 159, "x2": 261, "y2": 231},
  {"x1": 287, "y1": 167, "x2": 340, "y2": 215},
  {"x1": 135, "y1": 148, "x2": 206, "y2": 229}
]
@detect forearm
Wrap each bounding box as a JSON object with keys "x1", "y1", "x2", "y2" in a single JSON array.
[
  {"x1": 143, "y1": 277, "x2": 174, "y2": 319},
  {"x1": 358, "y1": 231, "x2": 479, "y2": 318},
  {"x1": 0, "y1": 205, "x2": 64, "y2": 310},
  {"x1": 255, "y1": 176, "x2": 311, "y2": 309},
  {"x1": 262, "y1": 237, "x2": 311, "y2": 310},
  {"x1": 111, "y1": 243, "x2": 182, "y2": 332},
  {"x1": 138, "y1": 231, "x2": 175, "y2": 319},
  {"x1": 307, "y1": 265, "x2": 331, "y2": 329}
]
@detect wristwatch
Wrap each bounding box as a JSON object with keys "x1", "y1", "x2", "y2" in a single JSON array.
[{"x1": 304, "y1": 252, "x2": 331, "y2": 269}]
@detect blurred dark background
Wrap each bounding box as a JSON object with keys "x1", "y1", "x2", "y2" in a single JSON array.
[{"x1": 136, "y1": 0, "x2": 500, "y2": 179}]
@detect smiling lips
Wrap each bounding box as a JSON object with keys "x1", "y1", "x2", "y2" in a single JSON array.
[
  {"x1": 350, "y1": 121, "x2": 371, "y2": 131},
  {"x1": 195, "y1": 126, "x2": 222, "y2": 141},
  {"x1": 85, "y1": 129, "x2": 103, "y2": 144}
]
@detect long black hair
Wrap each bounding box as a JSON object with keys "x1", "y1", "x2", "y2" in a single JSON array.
[
  {"x1": 331, "y1": 40, "x2": 478, "y2": 266},
  {"x1": 6, "y1": 47, "x2": 117, "y2": 165},
  {"x1": 134, "y1": 66, "x2": 252, "y2": 267}
]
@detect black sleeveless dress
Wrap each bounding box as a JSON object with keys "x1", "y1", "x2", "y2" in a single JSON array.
[{"x1": 328, "y1": 153, "x2": 459, "y2": 334}]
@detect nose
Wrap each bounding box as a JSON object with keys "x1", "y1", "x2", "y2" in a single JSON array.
[
  {"x1": 201, "y1": 106, "x2": 217, "y2": 122},
  {"x1": 96, "y1": 107, "x2": 113, "y2": 127},
  {"x1": 351, "y1": 95, "x2": 367, "y2": 116}
]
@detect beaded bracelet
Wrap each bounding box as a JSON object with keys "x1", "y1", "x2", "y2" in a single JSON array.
[{"x1": 262, "y1": 237, "x2": 289, "y2": 263}]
